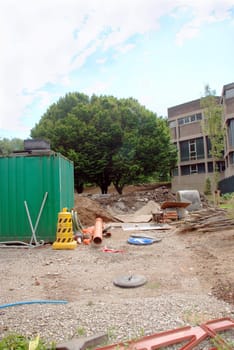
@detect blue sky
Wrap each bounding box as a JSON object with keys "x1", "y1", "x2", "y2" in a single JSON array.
[{"x1": 1, "y1": 0, "x2": 234, "y2": 139}]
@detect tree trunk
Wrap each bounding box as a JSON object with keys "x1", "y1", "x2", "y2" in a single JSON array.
[
  {"x1": 74, "y1": 177, "x2": 84, "y2": 193},
  {"x1": 100, "y1": 184, "x2": 108, "y2": 194},
  {"x1": 99, "y1": 179, "x2": 110, "y2": 194},
  {"x1": 76, "y1": 183, "x2": 84, "y2": 194},
  {"x1": 113, "y1": 181, "x2": 124, "y2": 194},
  {"x1": 97, "y1": 172, "x2": 111, "y2": 194}
]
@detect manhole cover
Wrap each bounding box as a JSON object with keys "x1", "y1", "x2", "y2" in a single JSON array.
[{"x1": 113, "y1": 274, "x2": 147, "y2": 288}]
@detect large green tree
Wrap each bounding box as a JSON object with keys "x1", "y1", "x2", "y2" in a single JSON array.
[
  {"x1": 200, "y1": 85, "x2": 224, "y2": 190},
  {"x1": 31, "y1": 92, "x2": 177, "y2": 193}
]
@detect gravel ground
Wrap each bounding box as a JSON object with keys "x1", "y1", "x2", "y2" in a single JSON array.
[
  {"x1": 0, "y1": 186, "x2": 234, "y2": 349},
  {"x1": 0, "y1": 293, "x2": 233, "y2": 347}
]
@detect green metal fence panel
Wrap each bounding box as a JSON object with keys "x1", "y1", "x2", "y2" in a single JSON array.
[{"x1": 0, "y1": 153, "x2": 74, "y2": 243}]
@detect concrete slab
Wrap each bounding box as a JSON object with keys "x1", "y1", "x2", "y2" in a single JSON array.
[{"x1": 56, "y1": 333, "x2": 107, "y2": 350}]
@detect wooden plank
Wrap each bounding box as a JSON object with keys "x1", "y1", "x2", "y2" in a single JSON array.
[{"x1": 161, "y1": 201, "x2": 191, "y2": 209}]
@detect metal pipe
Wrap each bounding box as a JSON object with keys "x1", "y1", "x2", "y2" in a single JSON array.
[
  {"x1": 24, "y1": 201, "x2": 38, "y2": 244},
  {"x1": 24, "y1": 192, "x2": 48, "y2": 246},
  {"x1": 31, "y1": 192, "x2": 48, "y2": 243},
  {"x1": 0, "y1": 241, "x2": 44, "y2": 248},
  {"x1": 93, "y1": 217, "x2": 103, "y2": 244}
]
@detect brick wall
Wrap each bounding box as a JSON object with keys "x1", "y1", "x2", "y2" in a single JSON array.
[
  {"x1": 168, "y1": 99, "x2": 201, "y2": 119},
  {"x1": 179, "y1": 123, "x2": 202, "y2": 138}
]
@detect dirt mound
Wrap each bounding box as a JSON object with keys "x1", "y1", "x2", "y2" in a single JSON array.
[{"x1": 74, "y1": 194, "x2": 116, "y2": 226}]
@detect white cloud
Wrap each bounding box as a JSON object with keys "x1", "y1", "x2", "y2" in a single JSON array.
[
  {"x1": 115, "y1": 43, "x2": 136, "y2": 54},
  {"x1": 175, "y1": 0, "x2": 234, "y2": 45},
  {"x1": 0, "y1": 0, "x2": 234, "y2": 138},
  {"x1": 96, "y1": 57, "x2": 108, "y2": 65}
]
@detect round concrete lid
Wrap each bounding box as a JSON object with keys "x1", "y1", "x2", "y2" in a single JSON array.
[{"x1": 113, "y1": 275, "x2": 147, "y2": 288}]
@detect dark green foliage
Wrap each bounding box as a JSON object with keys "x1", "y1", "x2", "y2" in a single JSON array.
[{"x1": 31, "y1": 93, "x2": 177, "y2": 193}]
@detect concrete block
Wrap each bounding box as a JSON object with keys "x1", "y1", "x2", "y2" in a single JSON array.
[{"x1": 56, "y1": 333, "x2": 107, "y2": 350}]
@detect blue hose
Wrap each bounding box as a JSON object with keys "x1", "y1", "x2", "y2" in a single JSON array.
[{"x1": 0, "y1": 300, "x2": 68, "y2": 309}]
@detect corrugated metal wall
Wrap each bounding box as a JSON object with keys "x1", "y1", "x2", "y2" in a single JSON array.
[
  {"x1": 0, "y1": 154, "x2": 74, "y2": 243},
  {"x1": 219, "y1": 175, "x2": 234, "y2": 194}
]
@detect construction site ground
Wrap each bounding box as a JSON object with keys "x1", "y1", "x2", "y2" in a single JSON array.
[
  {"x1": 72, "y1": 184, "x2": 234, "y2": 305},
  {"x1": 0, "y1": 184, "x2": 233, "y2": 346}
]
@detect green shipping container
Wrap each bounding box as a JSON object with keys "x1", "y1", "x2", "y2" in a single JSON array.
[{"x1": 0, "y1": 153, "x2": 74, "y2": 243}]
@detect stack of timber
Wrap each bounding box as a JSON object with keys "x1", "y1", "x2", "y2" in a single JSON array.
[{"x1": 177, "y1": 207, "x2": 234, "y2": 233}]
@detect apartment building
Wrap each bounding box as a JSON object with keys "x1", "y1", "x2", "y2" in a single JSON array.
[
  {"x1": 221, "y1": 83, "x2": 234, "y2": 177},
  {"x1": 167, "y1": 83, "x2": 234, "y2": 194}
]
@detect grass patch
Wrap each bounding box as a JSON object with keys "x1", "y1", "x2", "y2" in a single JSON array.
[
  {"x1": 146, "y1": 281, "x2": 161, "y2": 289},
  {"x1": 220, "y1": 203, "x2": 233, "y2": 210},
  {"x1": 211, "y1": 334, "x2": 234, "y2": 349},
  {"x1": 76, "y1": 326, "x2": 87, "y2": 337},
  {"x1": 0, "y1": 333, "x2": 56, "y2": 350},
  {"x1": 182, "y1": 310, "x2": 209, "y2": 326}
]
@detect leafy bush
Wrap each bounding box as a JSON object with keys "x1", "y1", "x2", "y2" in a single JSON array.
[
  {"x1": 221, "y1": 192, "x2": 234, "y2": 201},
  {"x1": 0, "y1": 333, "x2": 56, "y2": 350}
]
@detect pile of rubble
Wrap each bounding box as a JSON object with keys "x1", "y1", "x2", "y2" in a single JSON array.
[
  {"x1": 74, "y1": 185, "x2": 214, "y2": 227},
  {"x1": 94, "y1": 186, "x2": 177, "y2": 214},
  {"x1": 74, "y1": 185, "x2": 177, "y2": 226}
]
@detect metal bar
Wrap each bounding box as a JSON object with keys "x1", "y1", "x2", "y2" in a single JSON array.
[
  {"x1": 31, "y1": 192, "x2": 48, "y2": 244},
  {"x1": 96, "y1": 318, "x2": 234, "y2": 350},
  {"x1": 24, "y1": 192, "x2": 48, "y2": 246},
  {"x1": 24, "y1": 201, "x2": 38, "y2": 245}
]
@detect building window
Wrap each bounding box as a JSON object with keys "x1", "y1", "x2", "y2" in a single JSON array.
[
  {"x1": 214, "y1": 161, "x2": 225, "y2": 172},
  {"x1": 207, "y1": 161, "x2": 225, "y2": 172},
  {"x1": 196, "y1": 137, "x2": 205, "y2": 159},
  {"x1": 190, "y1": 164, "x2": 198, "y2": 173},
  {"x1": 225, "y1": 88, "x2": 234, "y2": 99},
  {"x1": 228, "y1": 120, "x2": 234, "y2": 147},
  {"x1": 172, "y1": 167, "x2": 178, "y2": 176},
  {"x1": 190, "y1": 163, "x2": 205, "y2": 174},
  {"x1": 206, "y1": 136, "x2": 212, "y2": 158},
  {"x1": 230, "y1": 152, "x2": 234, "y2": 164},
  {"x1": 178, "y1": 113, "x2": 202, "y2": 125},
  {"x1": 180, "y1": 137, "x2": 204, "y2": 162},
  {"x1": 169, "y1": 120, "x2": 176, "y2": 128},
  {"x1": 189, "y1": 140, "x2": 196, "y2": 160},
  {"x1": 181, "y1": 165, "x2": 190, "y2": 175},
  {"x1": 208, "y1": 162, "x2": 213, "y2": 172},
  {"x1": 197, "y1": 163, "x2": 205, "y2": 173},
  {"x1": 180, "y1": 140, "x2": 190, "y2": 161},
  {"x1": 181, "y1": 163, "x2": 205, "y2": 175}
]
